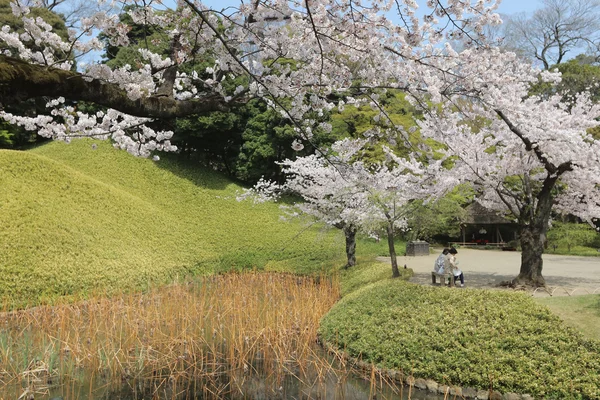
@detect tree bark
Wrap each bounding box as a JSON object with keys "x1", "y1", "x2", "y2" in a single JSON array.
[
  {"x1": 512, "y1": 173, "x2": 557, "y2": 287},
  {"x1": 386, "y1": 221, "x2": 400, "y2": 278},
  {"x1": 343, "y1": 225, "x2": 357, "y2": 268},
  {"x1": 0, "y1": 56, "x2": 229, "y2": 118},
  {"x1": 496, "y1": 110, "x2": 576, "y2": 287},
  {"x1": 515, "y1": 225, "x2": 546, "y2": 287}
]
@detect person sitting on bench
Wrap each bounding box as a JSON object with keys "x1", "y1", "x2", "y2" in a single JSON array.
[
  {"x1": 446, "y1": 247, "x2": 465, "y2": 287},
  {"x1": 432, "y1": 248, "x2": 451, "y2": 285}
]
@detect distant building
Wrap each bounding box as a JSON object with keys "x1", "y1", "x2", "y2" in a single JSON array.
[{"x1": 460, "y1": 202, "x2": 519, "y2": 245}]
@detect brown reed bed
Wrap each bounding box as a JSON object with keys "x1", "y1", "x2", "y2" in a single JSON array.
[{"x1": 0, "y1": 272, "x2": 361, "y2": 399}]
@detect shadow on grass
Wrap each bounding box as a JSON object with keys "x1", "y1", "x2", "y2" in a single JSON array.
[{"x1": 154, "y1": 153, "x2": 238, "y2": 191}]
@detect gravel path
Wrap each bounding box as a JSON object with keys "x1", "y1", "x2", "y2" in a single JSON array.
[{"x1": 377, "y1": 248, "x2": 600, "y2": 296}]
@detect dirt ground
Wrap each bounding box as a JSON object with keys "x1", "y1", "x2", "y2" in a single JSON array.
[{"x1": 377, "y1": 248, "x2": 600, "y2": 297}]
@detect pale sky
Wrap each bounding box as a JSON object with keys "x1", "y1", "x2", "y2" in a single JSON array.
[
  {"x1": 200, "y1": 0, "x2": 542, "y2": 17},
  {"x1": 496, "y1": 0, "x2": 539, "y2": 15}
]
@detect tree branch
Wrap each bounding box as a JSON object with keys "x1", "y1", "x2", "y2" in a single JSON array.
[
  {"x1": 495, "y1": 109, "x2": 557, "y2": 173},
  {"x1": 0, "y1": 55, "x2": 230, "y2": 118}
]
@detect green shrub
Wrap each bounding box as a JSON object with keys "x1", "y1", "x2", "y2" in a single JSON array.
[
  {"x1": 319, "y1": 280, "x2": 600, "y2": 399},
  {"x1": 547, "y1": 222, "x2": 600, "y2": 255},
  {"x1": 340, "y1": 261, "x2": 413, "y2": 296}
]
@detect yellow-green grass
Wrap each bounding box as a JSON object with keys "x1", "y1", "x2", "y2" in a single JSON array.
[
  {"x1": 536, "y1": 294, "x2": 600, "y2": 341},
  {"x1": 340, "y1": 260, "x2": 413, "y2": 296},
  {"x1": 0, "y1": 140, "x2": 345, "y2": 308},
  {"x1": 545, "y1": 245, "x2": 600, "y2": 257}
]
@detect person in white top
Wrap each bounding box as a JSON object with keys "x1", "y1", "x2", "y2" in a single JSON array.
[{"x1": 446, "y1": 247, "x2": 464, "y2": 287}]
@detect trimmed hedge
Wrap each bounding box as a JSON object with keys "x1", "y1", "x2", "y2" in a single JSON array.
[{"x1": 319, "y1": 280, "x2": 600, "y2": 399}]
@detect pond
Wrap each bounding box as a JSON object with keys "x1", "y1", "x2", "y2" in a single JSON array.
[{"x1": 0, "y1": 273, "x2": 446, "y2": 400}]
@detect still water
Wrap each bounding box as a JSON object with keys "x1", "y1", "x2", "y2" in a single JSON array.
[{"x1": 10, "y1": 355, "x2": 448, "y2": 400}]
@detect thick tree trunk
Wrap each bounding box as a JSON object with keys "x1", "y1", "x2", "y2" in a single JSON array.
[
  {"x1": 513, "y1": 184, "x2": 554, "y2": 287},
  {"x1": 386, "y1": 222, "x2": 400, "y2": 278},
  {"x1": 343, "y1": 225, "x2": 357, "y2": 268},
  {"x1": 515, "y1": 226, "x2": 546, "y2": 286},
  {"x1": 495, "y1": 110, "x2": 574, "y2": 288}
]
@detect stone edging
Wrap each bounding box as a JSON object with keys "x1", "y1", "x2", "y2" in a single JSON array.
[{"x1": 318, "y1": 337, "x2": 534, "y2": 400}]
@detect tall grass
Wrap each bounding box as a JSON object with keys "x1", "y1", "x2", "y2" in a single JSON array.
[{"x1": 0, "y1": 273, "x2": 347, "y2": 399}]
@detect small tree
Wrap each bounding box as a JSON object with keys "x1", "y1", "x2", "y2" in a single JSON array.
[
  {"x1": 241, "y1": 137, "x2": 446, "y2": 277},
  {"x1": 547, "y1": 221, "x2": 598, "y2": 252}
]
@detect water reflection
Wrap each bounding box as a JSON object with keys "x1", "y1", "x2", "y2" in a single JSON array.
[{"x1": 18, "y1": 357, "x2": 448, "y2": 400}]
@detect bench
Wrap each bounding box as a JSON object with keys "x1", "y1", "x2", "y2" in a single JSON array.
[{"x1": 431, "y1": 271, "x2": 452, "y2": 285}]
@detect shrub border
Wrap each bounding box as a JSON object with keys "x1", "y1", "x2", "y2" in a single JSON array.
[{"x1": 318, "y1": 336, "x2": 535, "y2": 400}]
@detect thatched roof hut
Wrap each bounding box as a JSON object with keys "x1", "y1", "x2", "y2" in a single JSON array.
[{"x1": 459, "y1": 202, "x2": 518, "y2": 245}]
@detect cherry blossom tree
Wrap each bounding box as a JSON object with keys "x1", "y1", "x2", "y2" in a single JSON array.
[
  {"x1": 239, "y1": 138, "x2": 372, "y2": 269},
  {"x1": 416, "y1": 48, "x2": 600, "y2": 286},
  {"x1": 0, "y1": 0, "x2": 502, "y2": 157},
  {"x1": 6, "y1": 0, "x2": 600, "y2": 286},
  {"x1": 240, "y1": 136, "x2": 447, "y2": 277}
]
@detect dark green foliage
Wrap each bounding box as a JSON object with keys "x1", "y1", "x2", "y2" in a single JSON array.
[
  {"x1": 0, "y1": 122, "x2": 41, "y2": 149},
  {"x1": 547, "y1": 221, "x2": 600, "y2": 254},
  {"x1": 0, "y1": 128, "x2": 10, "y2": 147},
  {"x1": 236, "y1": 101, "x2": 307, "y2": 182},
  {"x1": 404, "y1": 185, "x2": 473, "y2": 242},
  {"x1": 319, "y1": 280, "x2": 600, "y2": 399},
  {"x1": 100, "y1": 5, "x2": 165, "y2": 65},
  {"x1": 530, "y1": 57, "x2": 600, "y2": 122},
  {"x1": 174, "y1": 109, "x2": 245, "y2": 176}
]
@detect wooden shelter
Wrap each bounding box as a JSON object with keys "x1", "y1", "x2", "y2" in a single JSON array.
[{"x1": 458, "y1": 202, "x2": 519, "y2": 246}]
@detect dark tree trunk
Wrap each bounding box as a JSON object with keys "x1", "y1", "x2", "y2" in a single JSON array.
[
  {"x1": 513, "y1": 174, "x2": 555, "y2": 287},
  {"x1": 343, "y1": 225, "x2": 357, "y2": 268},
  {"x1": 515, "y1": 225, "x2": 546, "y2": 287},
  {"x1": 495, "y1": 110, "x2": 575, "y2": 288},
  {"x1": 386, "y1": 221, "x2": 400, "y2": 278}
]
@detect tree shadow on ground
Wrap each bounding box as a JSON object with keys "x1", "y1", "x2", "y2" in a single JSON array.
[{"x1": 154, "y1": 153, "x2": 239, "y2": 191}]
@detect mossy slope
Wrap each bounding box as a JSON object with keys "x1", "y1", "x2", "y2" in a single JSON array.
[{"x1": 0, "y1": 140, "x2": 343, "y2": 307}]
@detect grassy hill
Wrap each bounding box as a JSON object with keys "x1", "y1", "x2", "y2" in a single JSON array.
[{"x1": 0, "y1": 140, "x2": 345, "y2": 308}]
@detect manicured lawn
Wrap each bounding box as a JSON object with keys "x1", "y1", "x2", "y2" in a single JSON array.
[
  {"x1": 536, "y1": 294, "x2": 600, "y2": 341},
  {"x1": 0, "y1": 140, "x2": 345, "y2": 308}
]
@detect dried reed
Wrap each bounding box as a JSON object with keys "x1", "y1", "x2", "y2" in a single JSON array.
[{"x1": 0, "y1": 272, "x2": 360, "y2": 399}]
